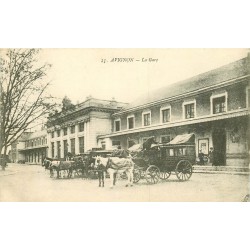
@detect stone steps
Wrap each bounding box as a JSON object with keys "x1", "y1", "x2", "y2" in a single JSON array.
[{"x1": 193, "y1": 164, "x2": 249, "y2": 174}]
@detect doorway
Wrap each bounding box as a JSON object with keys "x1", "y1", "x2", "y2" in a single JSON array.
[{"x1": 212, "y1": 129, "x2": 226, "y2": 166}]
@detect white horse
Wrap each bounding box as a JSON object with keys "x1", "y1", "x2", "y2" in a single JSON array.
[{"x1": 94, "y1": 156, "x2": 134, "y2": 188}]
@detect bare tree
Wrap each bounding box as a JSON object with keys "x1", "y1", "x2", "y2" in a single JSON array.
[{"x1": 0, "y1": 49, "x2": 56, "y2": 170}]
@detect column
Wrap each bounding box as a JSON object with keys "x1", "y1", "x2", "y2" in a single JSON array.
[{"x1": 75, "y1": 123, "x2": 79, "y2": 155}]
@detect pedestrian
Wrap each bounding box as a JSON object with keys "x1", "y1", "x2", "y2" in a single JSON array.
[
  {"x1": 96, "y1": 158, "x2": 106, "y2": 187},
  {"x1": 198, "y1": 150, "x2": 205, "y2": 165},
  {"x1": 208, "y1": 147, "x2": 214, "y2": 166}
]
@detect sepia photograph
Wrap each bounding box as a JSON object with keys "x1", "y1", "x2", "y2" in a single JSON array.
[
  {"x1": 1, "y1": 2, "x2": 250, "y2": 250},
  {"x1": 0, "y1": 48, "x2": 249, "y2": 202}
]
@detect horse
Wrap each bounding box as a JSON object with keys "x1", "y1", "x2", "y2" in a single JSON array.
[
  {"x1": 50, "y1": 160, "x2": 75, "y2": 179},
  {"x1": 72, "y1": 155, "x2": 85, "y2": 177},
  {"x1": 42, "y1": 157, "x2": 55, "y2": 177},
  {"x1": 94, "y1": 156, "x2": 134, "y2": 188}
]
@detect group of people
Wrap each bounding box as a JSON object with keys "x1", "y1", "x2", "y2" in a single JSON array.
[{"x1": 198, "y1": 147, "x2": 214, "y2": 166}]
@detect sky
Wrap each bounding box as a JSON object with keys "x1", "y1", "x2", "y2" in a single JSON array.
[{"x1": 40, "y1": 48, "x2": 248, "y2": 105}]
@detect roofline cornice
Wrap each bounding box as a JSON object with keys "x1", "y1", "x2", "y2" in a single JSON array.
[
  {"x1": 113, "y1": 75, "x2": 249, "y2": 116},
  {"x1": 47, "y1": 106, "x2": 118, "y2": 128}
]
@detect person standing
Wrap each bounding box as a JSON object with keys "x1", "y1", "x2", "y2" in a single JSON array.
[
  {"x1": 208, "y1": 147, "x2": 214, "y2": 166},
  {"x1": 96, "y1": 158, "x2": 106, "y2": 187},
  {"x1": 198, "y1": 150, "x2": 205, "y2": 165}
]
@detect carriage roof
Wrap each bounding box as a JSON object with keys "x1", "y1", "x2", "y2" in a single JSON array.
[
  {"x1": 129, "y1": 133, "x2": 195, "y2": 152},
  {"x1": 149, "y1": 133, "x2": 195, "y2": 149}
]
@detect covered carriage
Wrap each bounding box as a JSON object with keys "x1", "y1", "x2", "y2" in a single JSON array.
[{"x1": 130, "y1": 134, "x2": 195, "y2": 184}]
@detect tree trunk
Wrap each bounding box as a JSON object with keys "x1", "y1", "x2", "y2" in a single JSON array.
[{"x1": 1, "y1": 145, "x2": 7, "y2": 171}]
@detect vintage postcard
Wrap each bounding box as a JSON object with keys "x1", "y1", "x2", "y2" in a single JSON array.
[{"x1": 0, "y1": 48, "x2": 249, "y2": 201}]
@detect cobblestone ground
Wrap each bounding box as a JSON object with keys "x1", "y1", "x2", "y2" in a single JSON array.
[{"x1": 0, "y1": 163, "x2": 249, "y2": 201}]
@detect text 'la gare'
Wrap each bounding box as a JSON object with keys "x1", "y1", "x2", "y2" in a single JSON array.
[{"x1": 108, "y1": 58, "x2": 158, "y2": 63}]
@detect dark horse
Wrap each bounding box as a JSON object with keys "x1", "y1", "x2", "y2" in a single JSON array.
[
  {"x1": 72, "y1": 155, "x2": 85, "y2": 177},
  {"x1": 42, "y1": 157, "x2": 75, "y2": 178}
]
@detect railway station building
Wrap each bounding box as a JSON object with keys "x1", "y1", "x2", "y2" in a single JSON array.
[
  {"x1": 46, "y1": 97, "x2": 127, "y2": 159},
  {"x1": 10, "y1": 129, "x2": 48, "y2": 164},
  {"x1": 98, "y1": 57, "x2": 250, "y2": 168}
]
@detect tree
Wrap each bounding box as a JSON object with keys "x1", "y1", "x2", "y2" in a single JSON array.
[
  {"x1": 0, "y1": 49, "x2": 56, "y2": 170},
  {"x1": 61, "y1": 96, "x2": 74, "y2": 112}
]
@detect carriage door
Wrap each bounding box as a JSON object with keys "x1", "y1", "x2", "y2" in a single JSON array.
[{"x1": 212, "y1": 129, "x2": 226, "y2": 166}]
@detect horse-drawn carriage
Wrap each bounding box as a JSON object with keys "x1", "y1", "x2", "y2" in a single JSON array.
[
  {"x1": 130, "y1": 134, "x2": 196, "y2": 184},
  {"x1": 80, "y1": 149, "x2": 113, "y2": 179}
]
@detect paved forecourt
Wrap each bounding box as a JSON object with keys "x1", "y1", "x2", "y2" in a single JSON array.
[{"x1": 0, "y1": 163, "x2": 249, "y2": 202}]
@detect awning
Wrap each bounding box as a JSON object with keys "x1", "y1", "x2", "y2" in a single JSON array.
[{"x1": 167, "y1": 133, "x2": 194, "y2": 145}]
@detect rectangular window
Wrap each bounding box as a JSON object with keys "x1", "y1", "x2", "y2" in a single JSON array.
[
  {"x1": 79, "y1": 137, "x2": 84, "y2": 154},
  {"x1": 51, "y1": 132, "x2": 54, "y2": 138},
  {"x1": 185, "y1": 103, "x2": 195, "y2": 119},
  {"x1": 162, "y1": 109, "x2": 170, "y2": 123},
  {"x1": 115, "y1": 120, "x2": 120, "y2": 132},
  {"x1": 112, "y1": 140, "x2": 121, "y2": 146},
  {"x1": 51, "y1": 142, "x2": 54, "y2": 158},
  {"x1": 63, "y1": 128, "x2": 67, "y2": 136},
  {"x1": 57, "y1": 141, "x2": 61, "y2": 158},
  {"x1": 169, "y1": 148, "x2": 174, "y2": 156},
  {"x1": 63, "y1": 140, "x2": 68, "y2": 158},
  {"x1": 79, "y1": 122, "x2": 84, "y2": 132},
  {"x1": 128, "y1": 117, "x2": 134, "y2": 129},
  {"x1": 213, "y1": 96, "x2": 226, "y2": 114},
  {"x1": 70, "y1": 138, "x2": 75, "y2": 155},
  {"x1": 57, "y1": 130, "x2": 60, "y2": 137},
  {"x1": 101, "y1": 142, "x2": 106, "y2": 150},
  {"x1": 143, "y1": 113, "x2": 151, "y2": 126},
  {"x1": 70, "y1": 125, "x2": 75, "y2": 134}
]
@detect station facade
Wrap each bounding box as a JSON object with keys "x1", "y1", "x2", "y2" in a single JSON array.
[
  {"x1": 10, "y1": 56, "x2": 250, "y2": 168},
  {"x1": 98, "y1": 57, "x2": 250, "y2": 167},
  {"x1": 10, "y1": 130, "x2": 48, "y2": 164},
  {"x1": 46, "y1": 97, "x2": 127, "y2": 159}
]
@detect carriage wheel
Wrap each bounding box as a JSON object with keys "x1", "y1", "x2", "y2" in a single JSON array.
[
  {"x1": 159, "y1": 170, "x2": 171, "y2": 180},
  {"x1": 133, "y1": 168, "x2": 141, "y2": 183},
  {"x1": 175, "y1": 160, "x2": 193, "y2": 181},
  {"x1": 145, "y1": 165, "x2": 160, "y2": 184}
]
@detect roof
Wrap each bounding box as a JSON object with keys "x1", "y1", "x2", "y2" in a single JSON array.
[
  {"x1": 27, "y1": 130, "x2": 47, "y2": 139},
  {"x1": 122, "y1": 57, "x2": 248, "y2": 111},
  {"x1": 49, "y1": 97, "x2": 128, "y2": 121}
]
